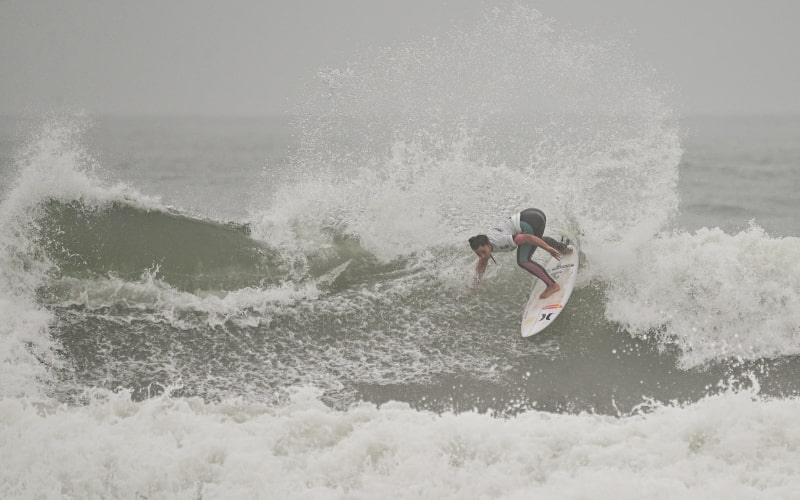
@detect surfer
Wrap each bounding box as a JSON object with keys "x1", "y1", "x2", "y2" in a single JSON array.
[{"x1": 469, "y1": 208, "x2": 571, "y2": 298}]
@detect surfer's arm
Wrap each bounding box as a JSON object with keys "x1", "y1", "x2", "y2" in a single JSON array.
[
  {"x1": 513, "y1": 234, "x2": 562, "y2": 260},
  {"x1": 473, "y1": 257, "x2": 489, "y2": 286}
]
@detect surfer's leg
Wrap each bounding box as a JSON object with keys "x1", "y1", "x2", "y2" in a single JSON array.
[
  {"x1": 518, "y1": 247, "x2": 560, "y2": 297},
  {"x1": 520, "y1": 208, "x2": 569, "y2": 253},
  {"x1": 517, "y1": 259, "x2": 557, "y2": 286},
  {"x1": 517, "y1": 208, "x2": 560, "y2": 295},
  {"x1": 516, "y1": 208, "x2": 546, "y2": 264},
  {"x1": 517, "y1": 243, "x2": 556, "y2": 285},
  {"x1": 516, "y1": 209, "x2": 557, "y2": 286},
  {"x1": 517, "y1": 253, "x2": 560, "y2": 297}
]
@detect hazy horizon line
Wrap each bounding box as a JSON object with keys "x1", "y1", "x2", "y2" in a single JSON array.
[{"x1": 3, "y1": 110, "x2": 800, "y2": 121}]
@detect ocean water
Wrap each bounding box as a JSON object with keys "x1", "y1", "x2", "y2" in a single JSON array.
[{"x1": 2, "y1": 6, "x2": 800, "y2": 499}]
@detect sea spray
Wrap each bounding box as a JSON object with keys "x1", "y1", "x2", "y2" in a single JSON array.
[{"x1": 254, "y1": 4, "x2": 681, "y2": 261}]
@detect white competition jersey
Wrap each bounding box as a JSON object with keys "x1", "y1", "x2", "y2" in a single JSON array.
[{"x1": 485, "y1": 212, "x2": 522, "y2": 252}]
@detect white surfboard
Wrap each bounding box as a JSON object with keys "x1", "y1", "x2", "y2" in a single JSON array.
[{"x1": 521, "y1": 242, "x2": 579, "y2": 337}]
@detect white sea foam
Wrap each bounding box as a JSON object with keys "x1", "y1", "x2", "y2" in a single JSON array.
[
  {"x1": 0, "y1": 207, "x2": 52, "y2": 398},
  {"x1": 595, "y1": 225, "x2": 800, "y2": 368},
  {"x1": 2, "y1": 386, "x2": 798, "y2": 499},
  {"x1": 0, "y1": 298, "x2": 53, "y2": 398},
  {"x1": 45, "y1": 269, "x2": 323, "y2": 330}
]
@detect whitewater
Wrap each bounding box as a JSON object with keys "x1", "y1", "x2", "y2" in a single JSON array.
[{"x1": 2, "y1": 5, "x2": 800, "y2": 499}]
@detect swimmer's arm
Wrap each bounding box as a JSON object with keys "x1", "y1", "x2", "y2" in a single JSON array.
[{"x1": 513, "y1": 234, "x2": 562, "y2": 260}]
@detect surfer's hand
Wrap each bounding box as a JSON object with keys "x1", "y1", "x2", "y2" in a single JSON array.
[
  {"x1": 547, "y1": 246, "x2": 562, "y2": 261},
  {"x1": 469, "y1": 275, "x2": 481, "y2": 291}
]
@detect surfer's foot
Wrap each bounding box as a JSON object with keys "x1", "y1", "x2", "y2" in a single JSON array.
[
  {"x1": 540, "y1": 283, "x2": 560, "y2": 299},
  {"x1": 563, "y1": 245, "x2": 574, "y2": 255}
]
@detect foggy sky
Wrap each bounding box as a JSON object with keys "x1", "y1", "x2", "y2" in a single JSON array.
[{"x1": 2, "y1": 0, "x2": 798, "y2": 116}]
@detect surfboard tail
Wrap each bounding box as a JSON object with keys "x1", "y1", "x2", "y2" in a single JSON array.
[{"x1": 520, "y1": 241, "x2": 579, "y2": 337}]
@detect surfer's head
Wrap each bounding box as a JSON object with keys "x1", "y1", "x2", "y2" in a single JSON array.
[
  {"x1": 469, "y1": 235, "x2": 489, "y2": 251},
  {"x1": 469, "y1": 235, "x2": 492, "y2": 260}
]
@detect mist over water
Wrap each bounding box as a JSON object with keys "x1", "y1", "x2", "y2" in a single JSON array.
[{"x1": 2, "y1": 4, "x2": 800, "y2": 498}]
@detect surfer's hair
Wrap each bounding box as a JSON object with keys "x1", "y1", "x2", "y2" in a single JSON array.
[{"x1": 468, "y1": 235, "x2": 490, "y2": 250}]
